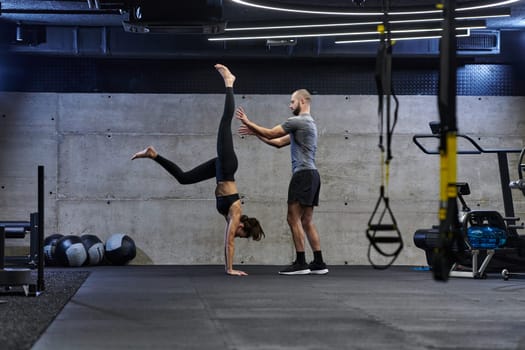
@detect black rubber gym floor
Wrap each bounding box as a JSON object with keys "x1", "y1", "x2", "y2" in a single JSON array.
[
  {"x1": 0, "y1": 270, "x2": 89, "y2": 350},
  {"x1": 23, "y1": 265, "x2": 525, "y2": 349}
]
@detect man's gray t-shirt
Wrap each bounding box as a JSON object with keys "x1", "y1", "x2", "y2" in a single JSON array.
[{"x1": 281, "y1": 113, "x2": 318, "y2": 174}]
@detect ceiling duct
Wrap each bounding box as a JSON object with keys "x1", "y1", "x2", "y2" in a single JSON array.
[
  {"x1": 457, "y1": 29, "x2": 500, "y2": 54},
  {"x1": 122, "y1": 0, "x2": 226, "y2": 34}
]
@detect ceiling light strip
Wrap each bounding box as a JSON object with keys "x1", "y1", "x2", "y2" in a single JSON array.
[
  {"x1": 230, "y1": 0, "x2": 519, "y2": 16},
  {"x1": 209, "y1": 31, "x2": 380, "y2": 41},
  {"x1": 225, "y1": 21, "x2": 383, "y2": 32},
  {"x1": 227, "y1": 14, "x2": 504, "y2": 31},
  {"x1": 210, "y1": 20, "x2": 485, "y2": 41},
  {"x1": 230, "y1": 0, "x2": 384, "y2": 16},
  {"x1": 224, "y1": 8, "x2": 508, "y2": 32},
  {"x1": 209, "y1": 26, "x2": 482, "y2": 42},
  {"x1": 334, "y1": 29, "x2": 470, "y2": 44},
  {"x1": 456, "y1": 0, "x2": 520, "y2": 11},
  {"x1": 226, "y1": 19, "x2": 488, "y2": 31}
]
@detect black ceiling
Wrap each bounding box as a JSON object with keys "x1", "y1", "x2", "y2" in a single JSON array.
[
  {"x1": 0, "y1": 0, "x2": 523, "y2": 59},
  {"x1": 0, "y1": 1, "x2": 524, "y2": 27}
]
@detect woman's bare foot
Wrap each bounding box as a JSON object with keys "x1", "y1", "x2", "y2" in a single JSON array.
[
  {"x1": 214, "y1": 64, "x2": 236, "y2": 87},
  {"x1": 131, "y1": 146, "x2": 158, "y2": 160}
]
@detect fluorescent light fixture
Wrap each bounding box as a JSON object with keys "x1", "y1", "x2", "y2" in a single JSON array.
[
  {"x1": 226, "y1": 21, "x2": 382, "y2": 32},
  {"x1": 223, "y1": 8, "x2": 507, "y2": 32},
  {"x1": 335, "y1": 29, "x2": 470, "y2": 44},
  {"x1": 457, "y1": 24, "x2": 487, "y2": 30},
  {"x1": 457, "y1": 0, "x2": 520, "y2": 11},
  {"x1": 392, "y1": 12, "x2": 509, "y2": 24},
  {"x1": 209, "y1": 1, "x2": 504, "y2": 43},
  {"x1": 390, "y1": 28, "x2": 443, "y2": 34},
  {"x1": 389, "y1": 18, "x2": 442, "y2": 24},
  {"x1": 456, "y1": 7, "x2": 511, "y2": 20},
  {"x1": 336, "y1": 36, "x2": 441, "y2": 44},
  {"x1": 209, "y1": 30, "x2": 379, "y2": 41},
  {"x1": 230, "y1": 0, "x2": 384, "y2": 16},
  {"x1": 208, "y1": 28, "x2": 480, "y2": 41},
  {"x1": 209, "y1": 20, "x2": 486, "y2": 42},
  {"x1": 457, "y1": 13, "x2": 510, "y2": 20},
  {"x1": 230, "y1": 0, "x2": 519, "y2": 16}
]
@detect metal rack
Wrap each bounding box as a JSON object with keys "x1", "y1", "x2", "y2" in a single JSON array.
[{"x1": 0, "y1": 166, "x2": 45, "y2": 296}]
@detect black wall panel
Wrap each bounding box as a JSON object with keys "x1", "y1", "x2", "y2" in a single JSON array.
[{"x1": 0, "y1": 55, "x2": 523, "y2": 96}]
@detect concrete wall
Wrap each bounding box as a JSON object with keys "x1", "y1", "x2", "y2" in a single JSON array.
[{"x1": 1, "y1": 92, "x2": 525, "y2": 266}]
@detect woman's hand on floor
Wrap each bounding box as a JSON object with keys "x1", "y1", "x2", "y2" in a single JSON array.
[{"x1": 227, "y1": 269, "x2": 248, "y2": 276}]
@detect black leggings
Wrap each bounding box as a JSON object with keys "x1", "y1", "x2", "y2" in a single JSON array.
[{"x1": 154, "y1": 87, "x2": 238, "y2": 184}]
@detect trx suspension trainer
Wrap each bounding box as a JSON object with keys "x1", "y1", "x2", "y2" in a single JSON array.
[
  {"x1": 432, "y1": 0, "x2": 463, "y2": 281},
  {"x1": 365, "y1": 2, "x2": 403, "y2": 269}
]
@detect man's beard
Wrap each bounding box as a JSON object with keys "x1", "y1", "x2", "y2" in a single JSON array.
[{"x1": 292, "y1": 106, "x2": 301, "y2": 116}]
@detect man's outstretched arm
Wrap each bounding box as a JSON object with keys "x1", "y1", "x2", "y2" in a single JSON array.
[
  {"x1": 238, "y1": 125, "x2": 290, "y2": 148},
  {"x1": 235, "y1": 107, "x2": 288, "y2": 140}
]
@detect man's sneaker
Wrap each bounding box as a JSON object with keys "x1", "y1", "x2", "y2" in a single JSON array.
[
  {"x1": 308, "y1": 261, "x2": 329, "y2": 275},
  {"x1": 278, "y1": 261, "x2": 311, "y2": 275}
]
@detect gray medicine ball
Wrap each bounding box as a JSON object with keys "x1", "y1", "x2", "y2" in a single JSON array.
[
  {"x1": 80, "y1": 234, "x2": 105, "y2": 266},
  {"x1": 105, "y1": 233, "x2": 136, "y2": 265},
  {"x1": 54, "y1": 235, "x2": 87, "y2": 267}
]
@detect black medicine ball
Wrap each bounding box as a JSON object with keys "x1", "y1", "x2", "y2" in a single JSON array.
[
  {"x1": 43, "y1": 233, "x2": 64, "y2": 266},
  {"x1": 105, "y1": 233, "x2": 136, "y2": 265},
  {"x1": 54, "y1": 235, "x2": 88, "y2": 267}
]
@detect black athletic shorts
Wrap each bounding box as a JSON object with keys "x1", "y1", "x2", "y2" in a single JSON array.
[{"x1": 287, "y1": 169, "x2": 320, "y2": 207}]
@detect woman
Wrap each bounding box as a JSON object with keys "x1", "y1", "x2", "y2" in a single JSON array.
[{"x1": 132, "y1": 64, "x2": 264, "y2": 276}]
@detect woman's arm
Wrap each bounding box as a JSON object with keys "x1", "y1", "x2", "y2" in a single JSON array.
[{"x1": 224, "y1": 201, "x2": 247, "y2": 276}]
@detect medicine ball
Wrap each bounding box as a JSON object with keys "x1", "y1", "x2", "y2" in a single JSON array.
[
  {"x1": 105, "y1": 233, "x2": 136, "y2": 265},
  {"x1": 80, "y1": 234, "x2": 105, "y2": 266},
  {"x1": 43, "y1": 233, "x2": 63, "y2": 266},
  {"x1": 55, "y1": 235, "x2": 88, "y2": 267}
]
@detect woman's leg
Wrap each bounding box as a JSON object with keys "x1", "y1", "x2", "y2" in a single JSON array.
[
  {"x1": 132, "y1": 64, "x2": 237, "y2": 185},
  {"x1": 214, "y1": 64, "x2": 238, "y2": 181},
  {"x1": 132, "y1": 145, "x2": 216, "y2": 185},
  {"x1": 155, "y1": 155, "x2": 216, "y2": 185}
]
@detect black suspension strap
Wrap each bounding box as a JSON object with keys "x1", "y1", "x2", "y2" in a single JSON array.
[
  {"x1": 432, "y1": 0, "x2": 463, "y2": 282},
  {"x1": 366, "y1": 3, "x2": 403, "y2": 270}
]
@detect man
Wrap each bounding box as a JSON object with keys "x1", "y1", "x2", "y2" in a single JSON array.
[{"x1": 236, "y1": 89, "x2": 328, "y2": 275}]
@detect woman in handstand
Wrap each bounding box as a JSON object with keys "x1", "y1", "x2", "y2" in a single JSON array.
[{"x1": 132, "y1": 64, "x2": 264, "y2": 276}]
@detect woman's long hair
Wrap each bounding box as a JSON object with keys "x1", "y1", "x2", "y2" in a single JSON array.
[{"x1": 240, "y1": 215, "x2": 265, "y2": 241}]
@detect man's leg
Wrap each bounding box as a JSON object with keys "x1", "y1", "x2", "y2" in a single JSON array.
[
  {"x1": 278, "y1": 201, "x2": 310, "y2": 275},
  {"x1": 302, "y1": 206, "x2": 328, "y2": 274},
  {"x1": 288, "y1": 201, "x2": 306, "y2": 252},
  {"x1": 301, "y1": 206, "x2": 321, "y2": 251}
]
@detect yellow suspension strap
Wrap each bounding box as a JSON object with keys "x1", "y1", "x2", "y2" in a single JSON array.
[
  {"x1": 432, "y1": 0, "x2": 463, "y2": 281},
  {"x1": 365, "y1": 9, "x2": 403, "y2": 270}
]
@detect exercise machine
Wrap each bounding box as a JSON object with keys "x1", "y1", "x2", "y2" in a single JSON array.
[
  {"x1": 501, "y1": 147, "x2": 525, "y2": 280},
  {"x1": 413, "y1": 126, "x2": 525, "y2": 278},
  {"x1": 0, "y1": 166, "x2": 45, "y2": 296},
  {"x1": 0, "y1": 215, "x2": 39, "y2": 267}
]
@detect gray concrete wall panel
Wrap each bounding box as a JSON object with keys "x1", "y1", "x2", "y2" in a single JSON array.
[
  {"x1": 59, "y1": 133, "x2": 217, "y2": 200},
  {"x1": 0, "y1": 93, "x2": 58, "y2": 238},
  {"x1": 1, "y1": 92, "x2": 524, "y2": 266},
  {"x1": 57, "y1": 198, "x2": 292, "y2": 265}
]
